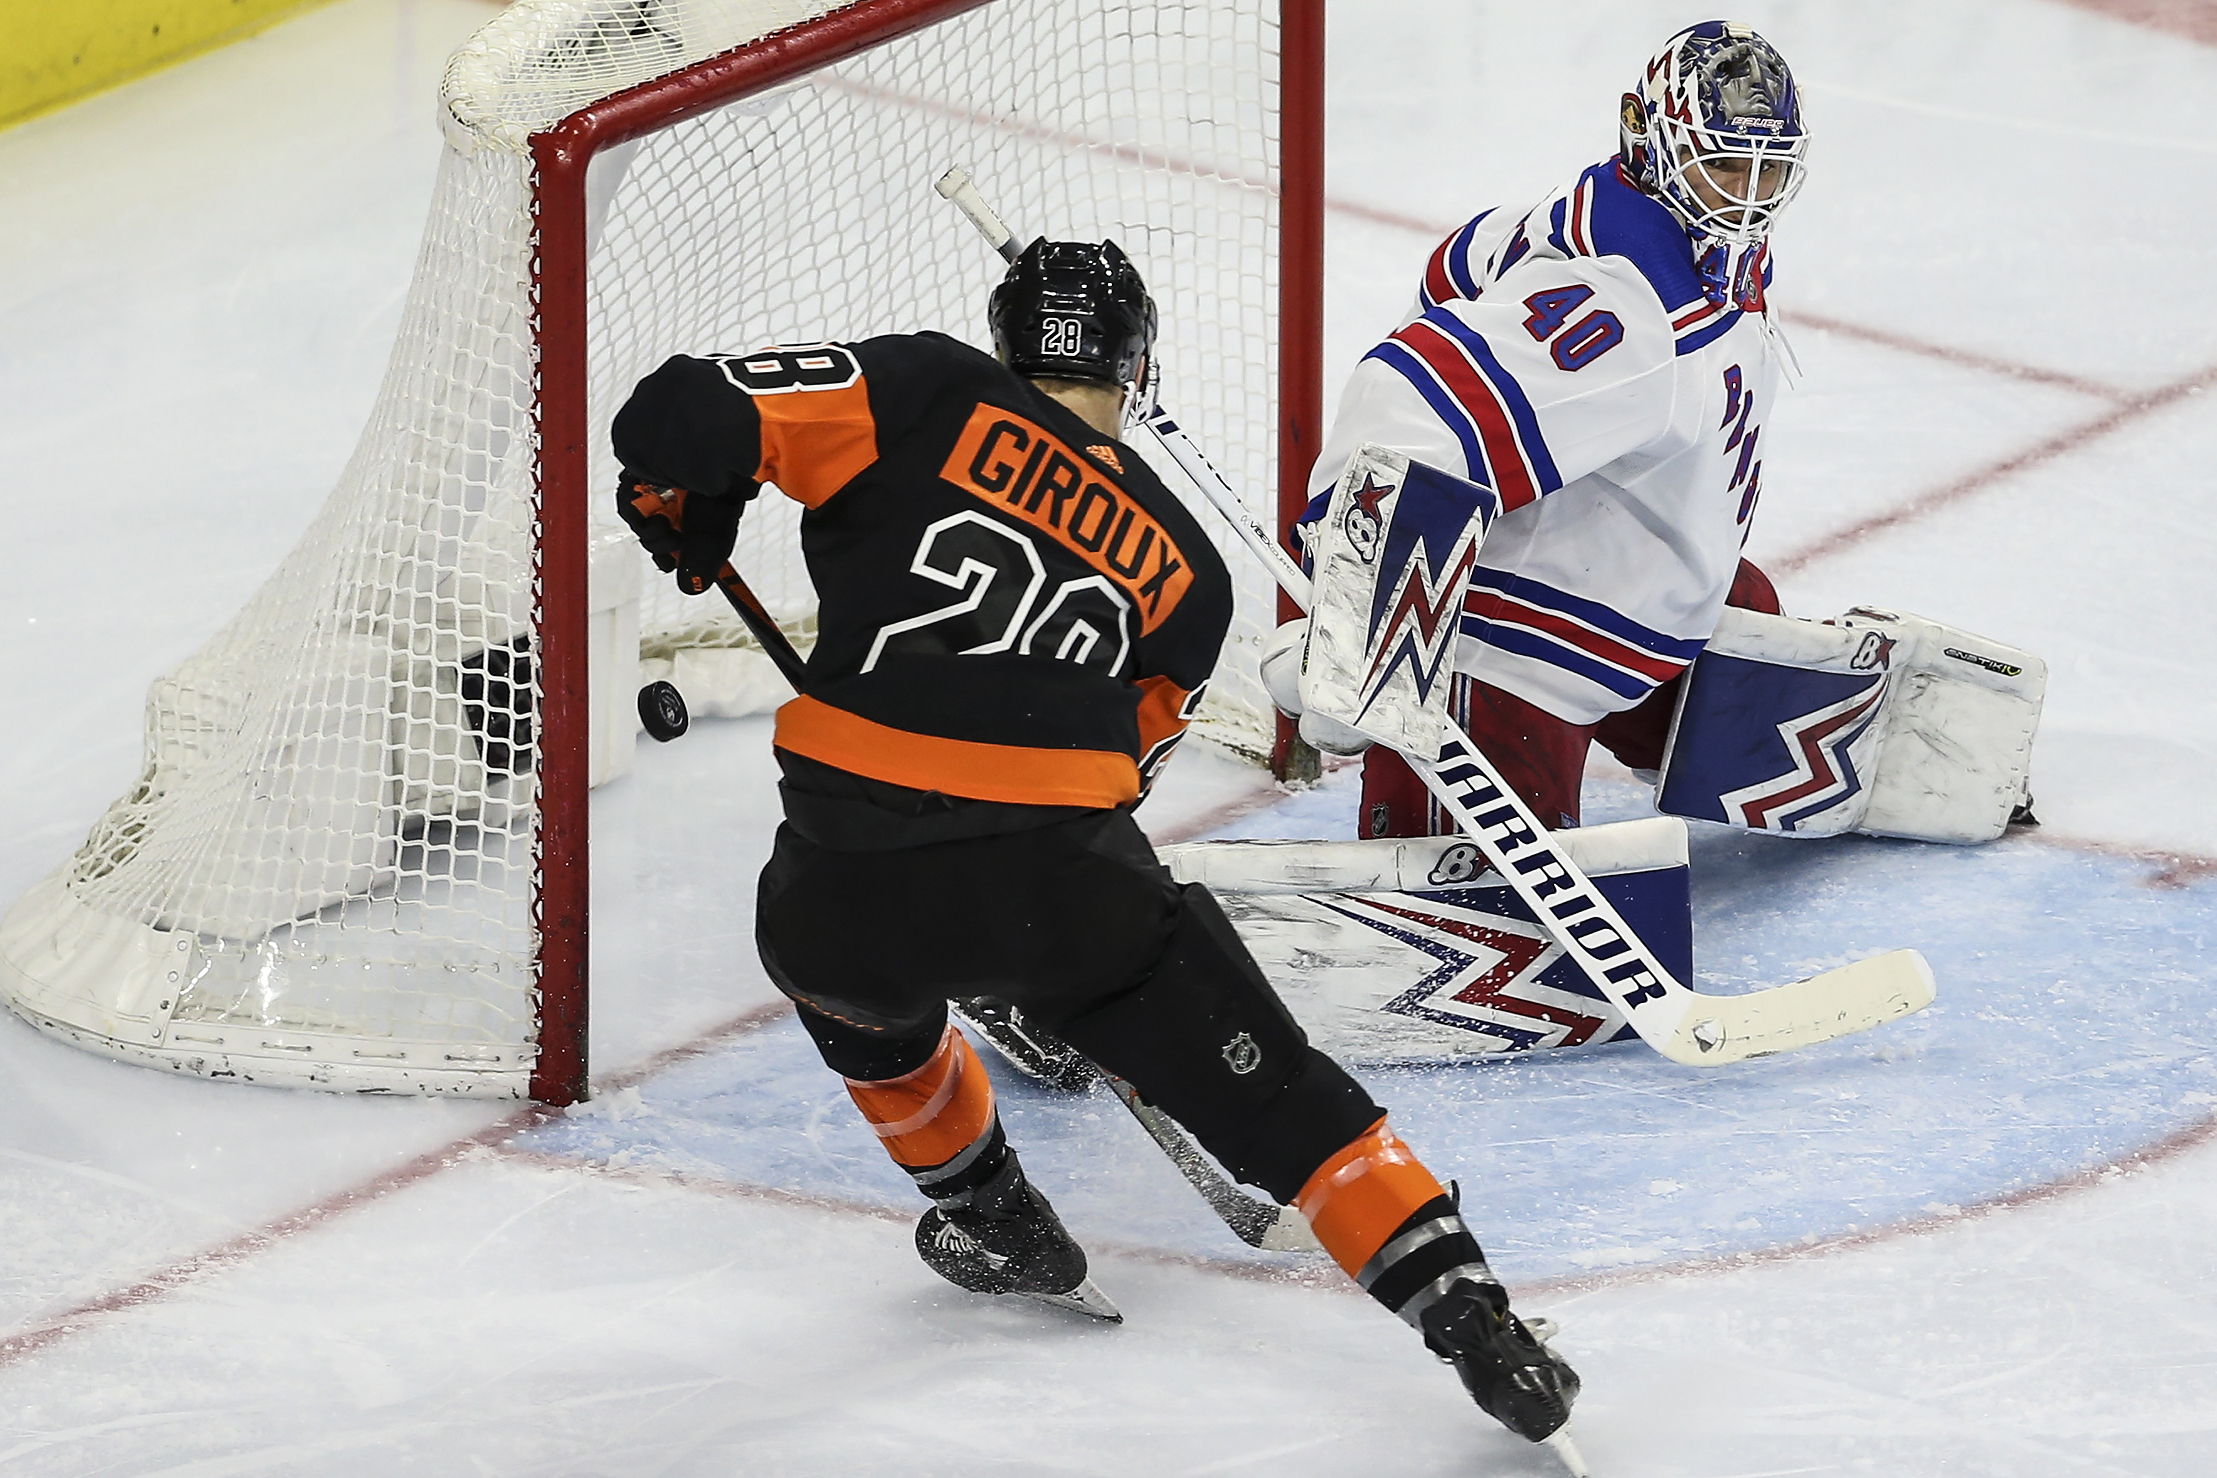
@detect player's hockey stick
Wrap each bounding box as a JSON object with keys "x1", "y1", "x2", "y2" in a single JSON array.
[
  {"x1": 1100, "y1": 1070, "x2": 1317, "y2": 1249},
  {"x1": 623, "y1": 487, "x2": 813, "y2": 690},
  {"x1": 946, "y1": 998, "x2": 1317, "y2": 1251},
  {"x1": 1138, "y1": 405, "x2": 1935, "y2": 1067},
  {"x1": 710, "y1": 562, "x2": 810, "y2": 690},
  {"x1": 656, "y1": 484, "x2": 1313, "y2": 1251}
]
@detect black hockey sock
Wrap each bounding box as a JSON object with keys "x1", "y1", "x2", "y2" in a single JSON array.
[{"x1": 1357, "y1": 1193, "x2": 1500, "y2": 1330}]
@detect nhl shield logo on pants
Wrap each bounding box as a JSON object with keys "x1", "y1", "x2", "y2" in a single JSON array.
[{"x1": 1222, "y1": 1032, "x2": 1262, "y2": 1074}]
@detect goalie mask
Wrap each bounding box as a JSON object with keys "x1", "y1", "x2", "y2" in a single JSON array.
[
  {"x1": 988, "y1": 237, "x2": 1158, "y2": 388},
  {"x1": 1619, "y1": 21, "x2": 1809, "y2": 246}
]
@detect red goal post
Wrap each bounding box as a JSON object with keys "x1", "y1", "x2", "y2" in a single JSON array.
[{"x1": 0, "y1": 0, "x2": 1324, "y2": 1107}]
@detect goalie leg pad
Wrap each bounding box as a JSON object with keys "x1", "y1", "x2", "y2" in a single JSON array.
[
  {"x1": 1051, "y1": 885, "x2": 1383, "y2": 1204},
  {"x1": 1595, "y1": 559, "x2": 1781, "y2": 776},
  {"x1": 1836, "y1": 607, "x2": 2046, "y2": 844},
  {"x1": 1164, "y1": 818, "x2": 1691, "y2": 1060},
  {"x1": 1658, "y1": 607, "x2": 2045, "y2": 843},
  {"x1": 1657, "y1": 609, "x2": 1892, "y2": 837}
]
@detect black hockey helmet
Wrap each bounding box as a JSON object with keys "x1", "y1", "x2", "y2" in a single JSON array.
[{"x1": 988, "y1": 237, "x2": 1158, "y2": 388}]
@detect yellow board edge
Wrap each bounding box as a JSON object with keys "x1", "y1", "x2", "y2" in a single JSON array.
[{"x1": 0, "y1": 0, "x2": 347, "y2": 134}]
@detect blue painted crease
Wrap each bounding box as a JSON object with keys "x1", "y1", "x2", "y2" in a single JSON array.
[{"x1": 520, "y1": 774, "x2": 2217, "y2": 1287}]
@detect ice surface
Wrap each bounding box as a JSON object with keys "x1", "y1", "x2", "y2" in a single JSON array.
[{"x1": 2, "y1": 0, "x2": 2215, "y2": 1473}]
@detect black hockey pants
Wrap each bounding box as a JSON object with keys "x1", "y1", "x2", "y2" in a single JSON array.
[{"x1": 756, "y1": 761, "x2": 1381, "y2": 1203}]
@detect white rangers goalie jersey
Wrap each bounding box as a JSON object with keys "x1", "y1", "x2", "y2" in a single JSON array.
[{"x1": 1306, "y1": 159, "x2": 1785, "y2": 726}]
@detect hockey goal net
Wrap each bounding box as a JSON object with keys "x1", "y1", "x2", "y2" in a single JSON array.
[{"x1": 0, "y1": 0, "x2": 1320, "y2": 1103}]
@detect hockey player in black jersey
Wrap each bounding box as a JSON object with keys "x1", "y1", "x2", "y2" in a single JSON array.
[{"x1": 611, "y1": 239, "x2": 1583, "y2": 1461}]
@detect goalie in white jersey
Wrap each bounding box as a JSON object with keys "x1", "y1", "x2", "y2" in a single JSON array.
[{"x1": 1279, "y1": 20, "x2": 1804, "y2": 835}]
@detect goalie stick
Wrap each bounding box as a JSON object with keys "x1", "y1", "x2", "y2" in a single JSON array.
[
  {"x1": 932, "y1": 167, "x2": 1933, "y2": 1066},
  {"x1": 1137, "y1": 403, "x2": 1935, "y2": 1067}
]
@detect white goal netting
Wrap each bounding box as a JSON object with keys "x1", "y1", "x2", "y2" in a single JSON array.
[{"x1": 0, "y1": 0, "x2": 1295, "y2": 1097}]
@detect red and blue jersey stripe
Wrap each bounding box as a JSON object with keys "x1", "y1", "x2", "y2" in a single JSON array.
[
  {"x1": 1460, "y1": 568, "x2": 1705, "y2": 702},
  {"x1": 1365, "y1": 307, "x2": 1562, "y2": 513},
  {"x1": 1419, "y1": 210, "x2": 1494, "y2": 312}
]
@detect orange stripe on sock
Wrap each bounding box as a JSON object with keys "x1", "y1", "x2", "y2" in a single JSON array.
[
  {"x1": 844, "y1": 1026, "x2": 997, "y2": 1168},
  {"x1": 1294, "y1": 1117, "x2": 1449, "y2": 1278}
]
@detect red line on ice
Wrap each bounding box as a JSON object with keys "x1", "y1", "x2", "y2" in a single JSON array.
[
  {"x1": 1771, "y1": 361, "x2": 2217, "y2": 574},
  {"x1": 0, "y1": 1002, "x2": 794, "y2": 1368},
  {"x1": 1777, "y1": 309, "x2": 2129, "y2": 402},
  {"x1": 1524, "y1": 1107, "x2": 2217, "y2": 1299},
  {"x1": 2029, "y1": 829, "x2": 2217, "y2": 889},
  {"x1": 2053, "y1": 0, "x2": 2217, "y2": 47}
]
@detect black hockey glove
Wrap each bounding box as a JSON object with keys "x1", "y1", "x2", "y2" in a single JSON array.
[{"x1": 617, "y1": 471, "x2": 743, "y2": 596}]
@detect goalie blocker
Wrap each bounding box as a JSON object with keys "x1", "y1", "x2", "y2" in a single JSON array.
[
  {"x1": 1657, "y1": 607, "x2": 2045, "y2": 844},
  {"x1": 1293, "y1": 443, "x2": 1497, "y2": 759}
]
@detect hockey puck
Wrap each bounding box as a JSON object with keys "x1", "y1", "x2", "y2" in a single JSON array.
[{"x1": 637, "y1": 680, "x2": 689, "y2": 742}]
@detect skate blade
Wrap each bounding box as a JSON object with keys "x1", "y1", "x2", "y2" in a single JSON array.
[
  {"x1": 1540, "y1": 1425, "x2": 1592, "y2": 1477},
  {"x1": 1015, "y1": 1276, "x2": 1122, "y2": 1322}
]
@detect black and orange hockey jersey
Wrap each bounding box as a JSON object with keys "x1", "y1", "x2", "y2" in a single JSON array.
[{"x1": 611, "y1": 332, "x2": 1232, "y2": 809}]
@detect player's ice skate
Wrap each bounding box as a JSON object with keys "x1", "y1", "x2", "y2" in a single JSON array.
[
  {"x1": 916, "y1": 1172, "x2": 1122, "y2": 1323},
  {"x1": 1422, "y1": 1280, "x2": 1589, "y2": 1473}
]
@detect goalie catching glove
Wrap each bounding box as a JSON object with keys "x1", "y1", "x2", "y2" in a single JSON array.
[{"x1": 616, "y1": 471, "x2": 743, "y2": 596}]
